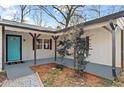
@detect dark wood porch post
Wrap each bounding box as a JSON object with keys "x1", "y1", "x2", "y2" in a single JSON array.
[
  {"x1": 34, "y1": 34, "x2": 36, "y2": 65},
  {"x1": 29, "y1": 33, "x2": 41, "y2": 65},
  {"x1": 52, "y1": 36, "x2": 59, "y2": 61},
  {"x1": 121, "y1": 30, "x2": 124, "y2": 70},
  {"x1": 2, "y1": 25, "x2": 5, "y2": 70},
  {"x1": 110, "y1": 21, "x2": 118, "y2": 80}
]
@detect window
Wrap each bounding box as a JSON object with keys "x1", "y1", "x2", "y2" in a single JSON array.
[
  {"x1": 36, "y1": 39, "x2": 42, "y2": 49},
  {"x1": 44, "y1": 39, "x2": 49, "y2": 49},
  {"x1": 44, "y1": 39, "x2": 52, "y2": 50},
  {"x1": 32, "y1": 38, "x2": 52, "y2": 50}
]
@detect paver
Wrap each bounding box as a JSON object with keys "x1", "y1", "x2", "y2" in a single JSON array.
[{"x1": 3, "y1": 73, "x2": 43, "y2": 87}]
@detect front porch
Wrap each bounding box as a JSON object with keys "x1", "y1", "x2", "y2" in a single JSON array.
[
  {"x1": 0, "y1": 13, "x2": 123, "y2": 82},
  {"x1": 5, "y1": 58, "x2": 121, "y2": 80}
]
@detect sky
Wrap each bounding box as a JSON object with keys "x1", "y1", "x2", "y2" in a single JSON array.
[
  {"x1": 0, "y1": 5, "x2": 60, "y2": 28},
  {"x1": 0, "y1": 5, "x2": 123, "y2": 28}
]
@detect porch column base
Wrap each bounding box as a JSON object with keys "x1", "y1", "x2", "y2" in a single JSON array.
[{"x1": 112, "y1": 68, "x2": 119, "y2": 81}]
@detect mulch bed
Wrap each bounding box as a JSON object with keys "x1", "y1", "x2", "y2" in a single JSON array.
[
  {"x1": 0, "y1": 71, "x2": 7, "y2": 87},
  {"x1": 31, "y1": 63, "x2": 102, "y2": 87}
]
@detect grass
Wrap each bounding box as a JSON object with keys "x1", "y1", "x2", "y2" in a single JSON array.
[
  {"x1": 42, "y1": 68, "x2": 80, "y2": 87},
  {"x1": 119, "y1": 72, "x2": 124, "y2": 83},
  {"x1": 43, "y1": 69, "x2": 124, "y2": 87},
  {"x1": 32, "y1": 63, "x2": 124, "y2": 87},
  {"x1": 95, "y1": 72, "x2": 124, "y2": 87},
  {"x1": 97, "y1": 79, "x2": 116, "y2": 86},
  {"x1": 43, "y1": 68, "x2": 60, "y2": 87},
  {"x1": 0, "y1": 71, "x2": 7, "y2": 86}
]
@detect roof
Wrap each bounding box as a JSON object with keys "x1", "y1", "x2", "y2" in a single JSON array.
[
  {"x1": 0, "y1": 10, "x2": 124, "y2": 34},
  {"x1": 0, "y1": 19, "x2": 56, "y2": 33},
  {"x1": 56, "y1": 10, "x2": 124, "y2": 33}
]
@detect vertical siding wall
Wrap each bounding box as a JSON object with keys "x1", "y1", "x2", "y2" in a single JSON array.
[
  {"x1": 65, "y1": 27, "x2": 121, "y2": 67},
  {"x1": 86, "y1": 28, "x2": 112, "y2": 66},
  {"x1": 87, "y1": 28, "x2": 121, "y2": 67},
  {"x1": 0, "y1": 26, "x2": 2, "y2": 71},
  {"x1": 116, "y1": 29, "x2": 121, "y2": 67},
  {"x1": 4, "y1": 31, "x2": 55, "y2": 62}
]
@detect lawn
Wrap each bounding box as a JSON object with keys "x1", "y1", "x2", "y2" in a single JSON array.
[
  {"x1": 31, "y1": 63, "x2": 124, "y2": 87},
  {"x1": 0, "y1": 71, "x2": 7, "y2": 87}
]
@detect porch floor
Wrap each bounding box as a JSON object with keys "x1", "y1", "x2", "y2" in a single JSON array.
[{"x1": 5, "y1": 58, "x2": 122, "y2": 80}]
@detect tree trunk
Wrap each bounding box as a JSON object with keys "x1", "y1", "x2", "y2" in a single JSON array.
[
  {"x1": 73, "y1": 46, "x2": 76, "y2": 68},
  {"x1": 21, "y1": 10, "x2": 24, "y2": 23}
]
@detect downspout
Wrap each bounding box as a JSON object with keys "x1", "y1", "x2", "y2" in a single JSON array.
[{"x1": 109, "y1": 21, "x2": 118, "y2": 81}]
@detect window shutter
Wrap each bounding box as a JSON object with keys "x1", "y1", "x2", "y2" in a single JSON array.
[
  {"x1": 50, "y1": 39, "x2": 52, "y2": 50},
  {"x1": 86, "y1": 36, "x2": 89, "y2": 56}
]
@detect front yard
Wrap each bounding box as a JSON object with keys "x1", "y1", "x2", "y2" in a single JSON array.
[
  {"x1": 31, "y1": 63, "x2": 124, "y2": 87},
  {"x1": 0, "y1": 71, "x2": 7, "y2": 86}
]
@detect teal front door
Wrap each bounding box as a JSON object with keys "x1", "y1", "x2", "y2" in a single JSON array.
[{"x1": 6, "y1": 35, "x2": 22, "y2": 62}]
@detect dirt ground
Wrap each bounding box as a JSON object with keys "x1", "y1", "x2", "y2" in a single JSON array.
[
  {"x1": 31, "y1": 63, "x2": 110, "y2": 87},
  {"x1": 0, "y1": 71, "x2": 7, "y2": 87}
]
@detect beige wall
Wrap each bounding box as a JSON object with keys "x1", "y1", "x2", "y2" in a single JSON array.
[
  {"x1": 0, "y1": 26, "x2": 2, "y2": 71},
  {"x1": 88, "y1": 28, "x2": 121, "y2": 67},
  {"x1": 65, "y1": 27, "x2": 121, "y2": 67},
  {"x1": 116, "y1": 28, "x2": 121, "y2": 67},
  {"x1": 86, "y1": 28, "x2": 113, "y2": 66},
  {"x1": 4, "y1": 31, "x2": 55, "y2": 62},
  {"x1": 0, "y1": 25, "x2": 122, "y2": 68}
]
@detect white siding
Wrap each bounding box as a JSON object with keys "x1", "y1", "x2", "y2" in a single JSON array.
[
  {"x1": 3, "y1": 26, "x2": 122, "y2": 67},
  {"x1": 0, "y1": 26, "x2": 2, "y2": 71},
  {"x1": 86, "y1": 28, "x2": 112, "y2": 66},
  {"x1": 65, "y1": 27, "x2": 121, "y2": 67},
  {"x1": 87, "y1": 28, "x2": 121, "y2": 67},
  {"x1": 4, "y1": 31, "x2": 55, "y2": 62},
  {"x1": 116, "y1": 29, "x2": 121, "y2": 67}
]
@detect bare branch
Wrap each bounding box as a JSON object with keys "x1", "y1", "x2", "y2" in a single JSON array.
[
  {"x1": 39, "y1": 6, "x2": 65, "y2": 26},
  {"x1": 38, "y1": 5, "x2": 85, "y2": 28},
  {"x1": 52, "y1": 5, "x2": 67, "y2": 20}
]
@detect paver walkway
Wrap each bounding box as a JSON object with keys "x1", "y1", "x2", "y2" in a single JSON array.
[{"x1": 2, "y1": 73, "x2": 43, "y2": 87}]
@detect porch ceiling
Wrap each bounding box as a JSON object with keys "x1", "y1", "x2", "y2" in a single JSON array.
[
  {"x1": 3, "y1": 19, "x2": 122, "y2": 36},
  {"x1": 56, "y1": 21, "x2": 112, "y2": 35},
  {"x1": 116, "y1": 17, "x2": 124, "y2": 30}
]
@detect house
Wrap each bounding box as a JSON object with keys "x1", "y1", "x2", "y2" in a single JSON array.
[{"x1": 0, "y1": 10, "x2": 124, "y2": 80}]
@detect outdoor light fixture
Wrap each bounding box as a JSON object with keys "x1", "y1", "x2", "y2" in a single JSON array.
[{"x1": 23, "y1": 39, "x2": 26, "y2": 42}]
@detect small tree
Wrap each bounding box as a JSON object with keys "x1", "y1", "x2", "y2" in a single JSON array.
[
  {"x1": 74, "y1": 30, "x2": 89, "y2": 73},
  {"x1": 57, "y1": 27, "x2": 90, "y2": 73},
  {"x1": 68, "y1": 26, "x2": 91, "y2": 76},
  {"x1": 57, "y1": 37, "x2": 72, "y2": 70}
]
